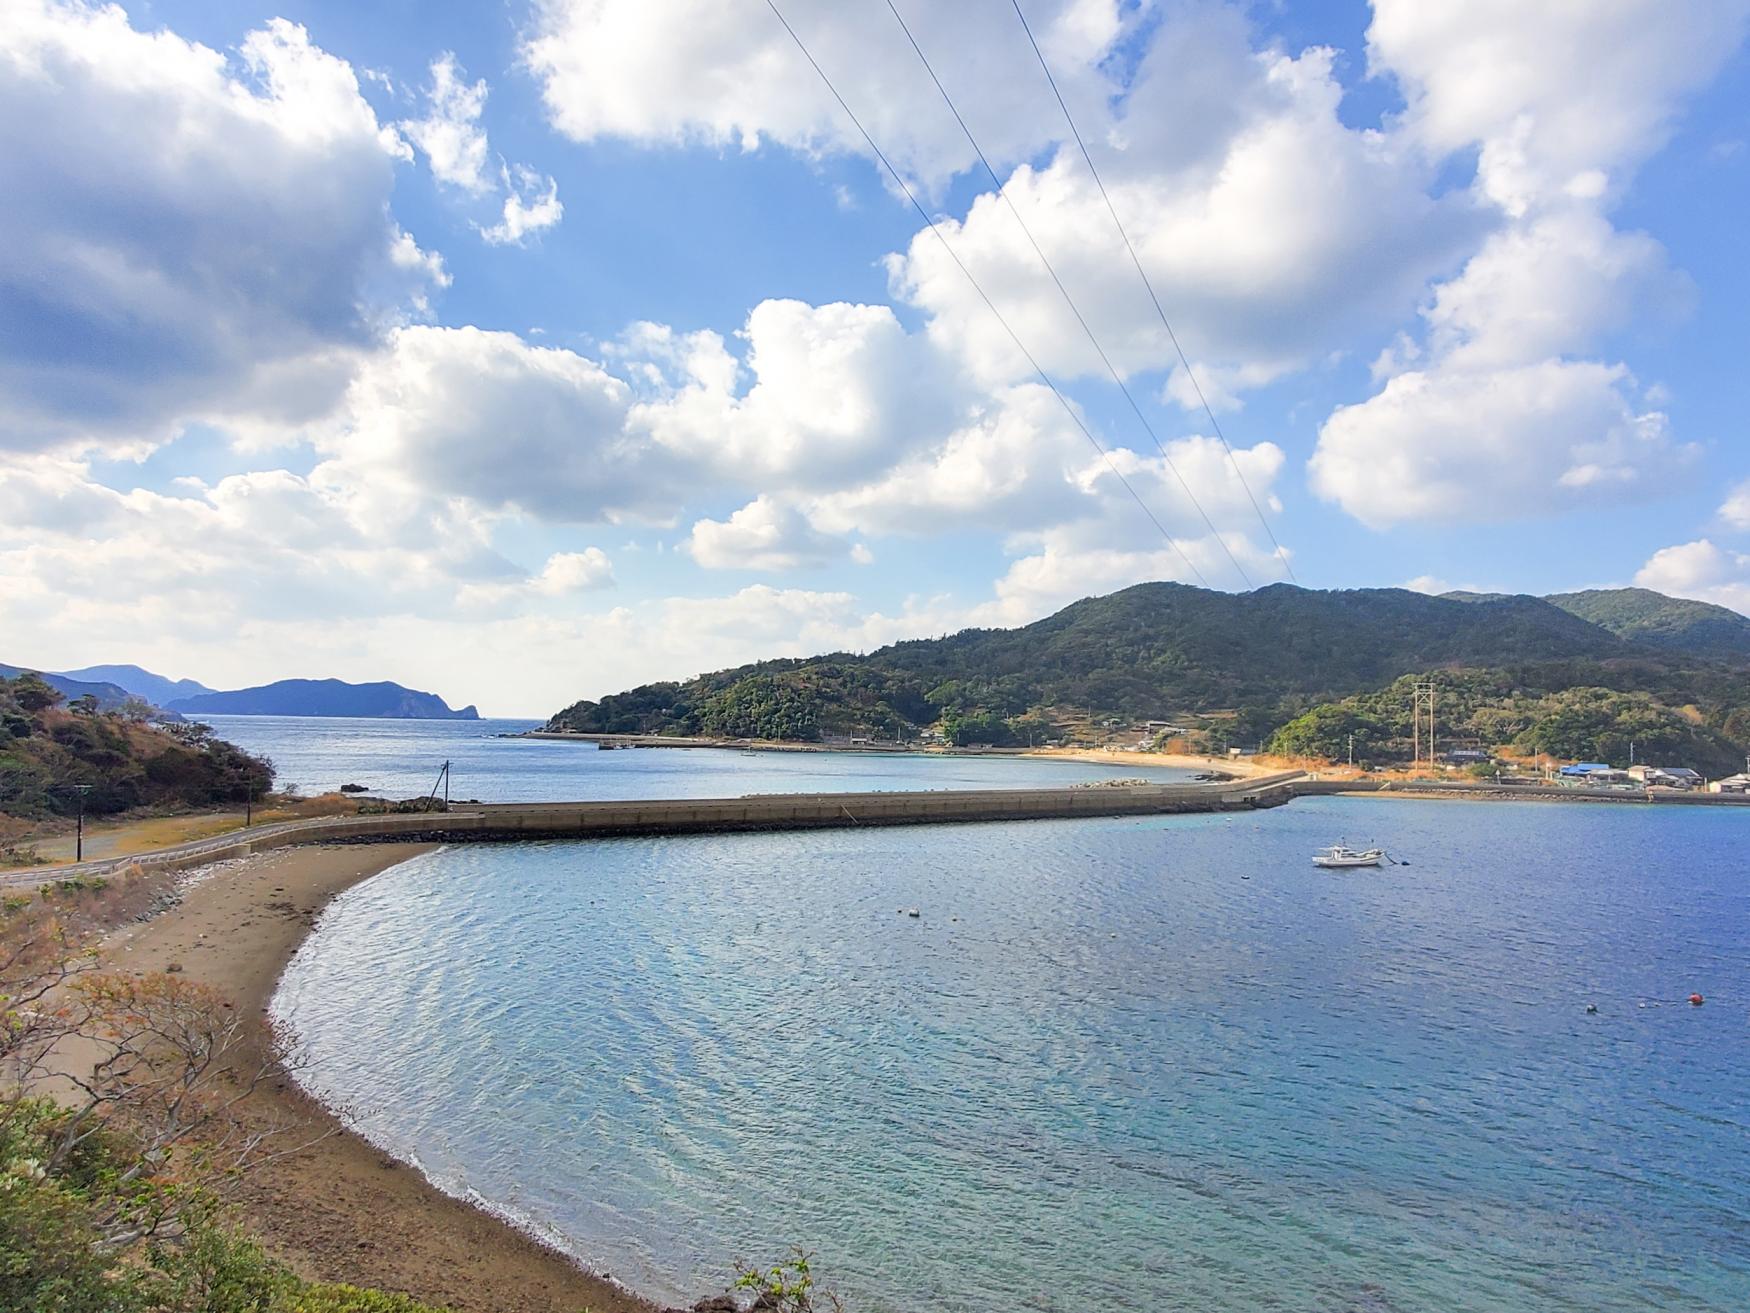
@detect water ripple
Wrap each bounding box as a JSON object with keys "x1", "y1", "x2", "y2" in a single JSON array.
[{"x1": 274, "y1": 798, "x2": 1750, "y2": 1311}]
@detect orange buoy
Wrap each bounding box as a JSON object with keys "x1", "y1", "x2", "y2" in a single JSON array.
[{"x1": 1689, "y1": 993, "x2": 1705, "y2": 1006}]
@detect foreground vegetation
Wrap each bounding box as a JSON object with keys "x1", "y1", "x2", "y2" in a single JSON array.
[{"x1": 548, "y1": 583, "x2": 1750, "y2": 768}]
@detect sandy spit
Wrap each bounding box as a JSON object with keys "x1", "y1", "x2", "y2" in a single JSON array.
[{"x1": 97, "y1": 842, "x2": 666, "y2": 1313}]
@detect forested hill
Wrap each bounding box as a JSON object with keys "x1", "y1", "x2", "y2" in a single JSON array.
[
  {"x1": 1543, "y1": 588, "x2": 1750, "y2": 663},
  {"x1": 1, "y1": 673, "x2": 272, "y2": 820},
  {"x1": 547, "y1": 582, "x2": 1750, "y2": 748}
]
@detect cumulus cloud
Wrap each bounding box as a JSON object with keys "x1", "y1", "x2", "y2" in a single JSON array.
[
  {"x1": 1719, "y1": 480, "x2": 1750, "y2": 530},
  {"x1": 1635, "y1": 539, "x2": 1750, "y2": 613},
  {"x1": 480, "y1": 165, "x2": 565, "y2": 245},
  {"x1": 1369, "y1": 0, "x2": 1750, "y2": 217},
  {"x1": 399, "y1": 52, "x2": 491, "y2": 193},
  {"x1": 311, "y1": 325, "x2": 668, "y2": 525},
  {"x1": 523, "y1": 0, "x2": 1118, "y2": 191},
  {"x1": 891, "y1": 30, "x2": 1476, "y2": 391},
  {"x1": 685, "y1": 496, "x2": 843, "y2": 571},
  {"x1": 629, "y1": 299, "x2": 966, "y2": 491},
  {"x1": 1311, "y1": 361, "x2": 1692, "y2": 528},
  {"x1": 400, "y1": 54, "x2": 564, "y2": 244},
  {"x1": 0, "y1": 1, "x2": 443, "y2": 455},
  {"x1": 1309, "y1": 0, "x2": 1743, "y2": 527}
]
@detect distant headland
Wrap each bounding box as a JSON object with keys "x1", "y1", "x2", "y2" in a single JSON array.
[{"x1": 3, "y1": 662, "x2": 478, "y2": 720}]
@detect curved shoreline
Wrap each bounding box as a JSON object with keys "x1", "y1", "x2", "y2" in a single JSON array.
[{"x1": 97, "y1": 842, "x2": 667, "y2": 1313}]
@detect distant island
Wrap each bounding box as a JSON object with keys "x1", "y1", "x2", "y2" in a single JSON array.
[
  {"x1": 2, "y1": 663, "x2": 479, "y2": 720},
  {"x1": 167, "y1": 678, "x2": 479, "y2": 720},
  {"x1": 547, "y1": 583, "x2": 1750, "y2": 776}
]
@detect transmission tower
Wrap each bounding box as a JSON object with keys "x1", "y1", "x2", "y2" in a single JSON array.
[{"x1": 1412, "y1": 681, "x2": 1437, "y2": 768}]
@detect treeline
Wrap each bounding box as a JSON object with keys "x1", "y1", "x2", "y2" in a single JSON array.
[
  {"x1": 1268, "y1": 668, "x2": 1747, "y2": 774},
  {"x1": 0, "y1": 673, "x2": 273, "y2": 818}
]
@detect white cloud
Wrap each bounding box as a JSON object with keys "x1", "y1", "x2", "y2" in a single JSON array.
[
  {"x1": 889, "y1": 32, "x2": 1476, "y2": 392},
  {"x1": 1308, "y1": 0, "x2": 1744, "y2": 529},
  {"x1": 630, "y1": 299, "x2": 965, "y2": 491},
  {"x1": 480, "y1": 165, "x2": 565, "y2": 245},
  {"x1": 1403, "y1": 575, "x2": 1452, "y2": 595},
  {"x1": 1418, "y1": 209, "x2": 1689, "y2": 371},
  {"x1": 400, "y1": 54, "x2": 564, "y2": 245},
  {"x1": 0, "y1": 2, "x2": 441, "y2": 455},
  {"x1": 522, "y1": 0, "x2": 1119, "y2": 191},
  {"x1": 1635, "y1": 539, "x2": 1750, "y2": 614},
  {"x1": 1719, "y1": 480, "x2": 1750, "y2": 530},
  {"x1": 1311, "y1": 360, "x2": 1692, "y2": 527},
  {"x1": 399, "y1": 52, "x2": 491, "y2": 193},
  {"x1": 311, "y1": 325, "x2": 669, "y2": 525},
  {"x1": 1368, "y1": 0, "x2": 1750, "y2": 217},
  {"x1": 685, "y1": 496, "x2": 842, "y2": 571}
]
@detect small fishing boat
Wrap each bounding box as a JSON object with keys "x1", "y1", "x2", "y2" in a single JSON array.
[{"x1": 1313, "y1": 842, "x2": 1385, "y2": 869}]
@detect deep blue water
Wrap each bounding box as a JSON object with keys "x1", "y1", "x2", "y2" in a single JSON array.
[
  {"x1": 275, "y1": 795, "x2": 1750, "y2": 1312},
  {"x1": 201, "y1": 715, "x2": 1191, "y2": 801}
]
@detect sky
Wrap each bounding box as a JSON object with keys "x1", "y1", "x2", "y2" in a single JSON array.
[{"x1": 3, "y1": 0, "x2": 1749, "y2": 717}]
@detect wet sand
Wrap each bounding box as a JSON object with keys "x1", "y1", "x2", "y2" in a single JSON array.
[{"x1": 98, "y1": 842, "x2": 666, "y2": 1313}]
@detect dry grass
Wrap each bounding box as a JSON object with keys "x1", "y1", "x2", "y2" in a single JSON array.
[{"x1": 13, "y1": 793, "x2": 362, "y2": 870}]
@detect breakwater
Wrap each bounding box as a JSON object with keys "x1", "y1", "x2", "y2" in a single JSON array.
[{"x1": 8, "y1": 774, "x2": 1303, "y2": 888}]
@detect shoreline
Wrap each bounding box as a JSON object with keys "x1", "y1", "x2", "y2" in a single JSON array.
[
  {"x1": 96, "y1": 843, "x2": 667, "y2": 1313},
  {"x1": 518, "y1": 728, "x2": 1276, "y2": 779}
]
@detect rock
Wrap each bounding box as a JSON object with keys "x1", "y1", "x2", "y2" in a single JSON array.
[
  {"x1": 164, "y1": 962, "x2": 183, "y2": 973},
  {"x1": 691, "y1": 1297, "x2": 739, "y2": 1313}
]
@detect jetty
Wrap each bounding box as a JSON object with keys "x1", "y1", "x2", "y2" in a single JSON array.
[{"x1": 4, "y1": 773, "x2": 1303, "y2": 889}]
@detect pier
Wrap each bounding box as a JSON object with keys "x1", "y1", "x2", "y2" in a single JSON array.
[{"x1": 4, "y1": 774, "x2": 1304, "y2": 888}]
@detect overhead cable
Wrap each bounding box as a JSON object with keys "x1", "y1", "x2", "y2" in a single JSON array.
[
  {"x1": 884, "y1": 0, "x2": 1254, "y2": 589},
  {"x1": 1009, "y1": 0, "x2": 1298, "y2": 584},
  {"x1": 762, "y1": 0, "x2": 1212, "y2": 588}
]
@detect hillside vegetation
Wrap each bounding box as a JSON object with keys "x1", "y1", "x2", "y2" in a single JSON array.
[
  {"x1": 0, "y1": 673, "x2": 272, "y2": 820},
  {"x1": 1268, "y1": 669, "x2": 1746, "y2": 775},
  {"x1": 548, "y1": 583, "x2": 1750, "y2": 768},
  {"x1": 1544, "y1": 587, "x2": 1750, "y2": 663}
]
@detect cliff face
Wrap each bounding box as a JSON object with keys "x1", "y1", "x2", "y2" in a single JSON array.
[{"x1": 168, "y1": 679, "x2": 479, "y2": 719}]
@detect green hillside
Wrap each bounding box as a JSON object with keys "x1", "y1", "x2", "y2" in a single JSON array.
[
  {"x1": 1269, "y1": 669, "x2": 1746, "y2": 775},
  {"x1": 1544, "y1": 587, "x2": 1750, "y2": 662},
  {"x1": 0, "y1": 672, "x2": 272, "y2": 820},
  {"x1": 547, "y1": 582, "x2": 1750, "y2": 765}
]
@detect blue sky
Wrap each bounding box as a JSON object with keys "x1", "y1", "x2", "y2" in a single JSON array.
[{"x1": 2, "y1": 0, "x2": 1748, "y2": 714}]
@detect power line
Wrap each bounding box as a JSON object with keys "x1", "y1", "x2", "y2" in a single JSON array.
[
  {"x1": 882, "y1": 0, "x2": 1253, "y2": 590},
  {"x1": 1009, "y1": 0, "x2": 1298, "y2": 585},
  {"x1": 763, "y1": 0, "x2": 1211, "y2": 587}
]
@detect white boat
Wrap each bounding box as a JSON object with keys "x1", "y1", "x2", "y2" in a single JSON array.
[{"x1": 1313, "y1": 842, "x2": 1385, "y2": 869}]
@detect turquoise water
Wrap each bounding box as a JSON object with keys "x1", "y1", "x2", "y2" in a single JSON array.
[
  {"x1": 275, "y1": 795, "x2": 1750, "y2": 1310},
  {"x1": 201, "y1": 715, "x2": 1191, "y2": 801}
]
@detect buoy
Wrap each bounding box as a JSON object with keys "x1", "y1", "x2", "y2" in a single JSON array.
[{"x1": 1689, "y1": 992, "x2": 1705, "y2": 1006}]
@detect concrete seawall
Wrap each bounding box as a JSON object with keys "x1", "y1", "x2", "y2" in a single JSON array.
[{"x1": 5, "y1": 774, "x2": 1304, "y2": 889}]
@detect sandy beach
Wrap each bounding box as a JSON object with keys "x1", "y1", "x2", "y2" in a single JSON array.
[{"x1": 95, "y1": 842, "x2": 666, "y2": 1313}]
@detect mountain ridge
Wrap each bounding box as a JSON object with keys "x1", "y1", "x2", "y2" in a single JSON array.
[
  {"x1": 546, "y1": 582, "x2": 1750, "y2": 761},
  {"x1": 56, "y1": 663, "x2": 216, "y2": 706}
]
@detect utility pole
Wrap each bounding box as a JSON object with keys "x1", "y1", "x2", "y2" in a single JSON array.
[
  {"x1": 1412, "y1": 680, "x2": 1437, "y2": 768},
  {"x1": 245, "y1": 780, "x2": 254, "y2": 827},
  {"x1": 71, "y1": 784, "x2": 92, "y2": 863},
  {"x1": 1347, "y1": 733, "x2": 1355, "y2": 767}
]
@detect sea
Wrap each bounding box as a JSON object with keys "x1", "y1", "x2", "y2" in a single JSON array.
[
  {"x1": 200, "y1": 714, "x2": 1197, "y2": 801},
  {"x1": 251, "y1": 718, "x2": 1750, "y2": 1312}
]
